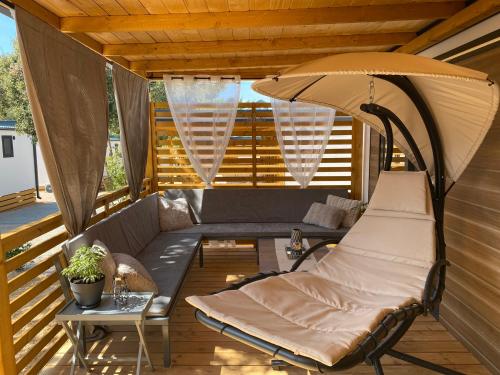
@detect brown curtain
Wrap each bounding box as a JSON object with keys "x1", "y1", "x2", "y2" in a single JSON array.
[
  {"x1": 15, "y1": 7, "x2": 108, "y2": 237},
  {"x1": 112, "y1": 65, "x2": 150, "y2": 201}
]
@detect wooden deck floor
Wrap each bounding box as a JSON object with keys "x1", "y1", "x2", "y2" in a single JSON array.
[{"x1": 42, "y1": 246, "x2": 490, "y2": 375}]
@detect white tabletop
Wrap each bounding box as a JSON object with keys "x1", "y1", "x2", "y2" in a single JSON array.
[{"x1": 55, "y1": 293, "x2": 154, "y2": 322}]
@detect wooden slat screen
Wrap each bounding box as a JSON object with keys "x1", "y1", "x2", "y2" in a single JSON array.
[
  {"x1": 0, "y1": 180, "x2": 152, "y2": 375},
  {"x1": 152, "y1": 102, "x2": 357, "y2": 191}
]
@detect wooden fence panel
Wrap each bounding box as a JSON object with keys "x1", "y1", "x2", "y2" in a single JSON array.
[
  {"x1": 152, "y1": 102, "x2": 357, "y2": 192},
  {"x1": 0, "y1": 179, "x2": 151, "y2": 375},
  {"x1": 0, "y1": 189, "x2": 36, "y2": 213}
]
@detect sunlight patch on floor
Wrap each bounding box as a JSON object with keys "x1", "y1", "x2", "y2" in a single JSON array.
[{"x1": 225, "y1": 274, "x2": 246, "y2": 283}]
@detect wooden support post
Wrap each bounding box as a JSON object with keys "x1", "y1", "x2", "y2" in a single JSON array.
[
  {"x1": 251, "y1": 104, "x2": 257, "y2": 187},
  {"x1": 351, "y1": 119, "x2": 364, "y2": 200},
  {"x1": 149, "y1": 103, "x2": 159, "y2": 192},
  {"x1": 0, "y1": 237, "x2": 17, "y2": 375}
]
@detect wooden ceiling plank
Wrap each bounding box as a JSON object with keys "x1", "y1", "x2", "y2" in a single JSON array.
[
  {"x1": 103, "y1": 32, "x2": 414, "y2": 56},
  {"x1": 93, "y1": 0, "x2": 128, "y2": 15},
  {"x1": 130, "y1": 52, "x2": 330, "y2": 71},
  {"x1": 31, "y1": 0, "x2": 86, "y2": 16},
  {"x1": 11, "y1": 0, "x2": 60, "y2": 28},
  {"x1": 161, "y1": 0, "x2": 189, "y2": 13},
  {"x1": 65, "y1": 0, "x2": 107, "y2": 15},
  {"x1": 397, "y1": 0, "x2": 500, "y2": 54},
  {"x1": 59, "y1": 2, "x2": 465, "y2": 33},
  {"x1": 115, "y1": 0, "x2": 149, "y2": 15},
  {"x1": 11, "y1": 0, "x2": 133, "y2": 70}
]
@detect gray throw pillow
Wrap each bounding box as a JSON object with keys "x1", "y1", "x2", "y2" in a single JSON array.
[
  {"x1": 158, "y1": 196, "x2": 194, "y2": 231},
  {"x1": 303, "y1": 202, "x2": 346, "y2": 229},
  {"x1": 326, "y1": 195, "x2": 362, "y2": 227}
]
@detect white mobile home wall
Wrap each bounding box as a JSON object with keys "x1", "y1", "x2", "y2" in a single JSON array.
[{"x1": 0, "y1": 129, "x2": 35, "y2": 196}]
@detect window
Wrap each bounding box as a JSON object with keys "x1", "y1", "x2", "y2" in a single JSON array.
[{"x1": 2, "y1": 136, "x2": 14, "y2": 158}]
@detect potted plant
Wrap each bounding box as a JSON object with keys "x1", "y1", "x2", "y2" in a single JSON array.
[{"x1": 62, "y1": 246, "x2": 106, "y2": 309}]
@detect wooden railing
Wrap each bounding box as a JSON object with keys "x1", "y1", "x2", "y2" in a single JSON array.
[
  {"x1": 0, "y1": 179, "x2": 152, "y2": 375},
  {"x1": 151, "y1": 102, "x2": 363, "y2": 195}
]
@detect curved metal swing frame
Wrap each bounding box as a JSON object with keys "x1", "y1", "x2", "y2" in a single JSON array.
[{"x1": 194, "y1": 75, "x2": 460, "y2": 375}]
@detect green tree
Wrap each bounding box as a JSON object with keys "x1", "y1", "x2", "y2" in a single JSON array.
[
  {"x1": 106, "y1": 66, "x2": 120, "y2": 136},
  {"x1": 149, "y1": 81, "x2": 166, "y2": 102},
  {"x1": 0, "y1": 43, "x2": 36, "y2": 142},
  {"x1": 104, "y1": 148, "x2": 127, "y2": 191}
]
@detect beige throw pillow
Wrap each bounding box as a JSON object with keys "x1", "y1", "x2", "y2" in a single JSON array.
[
  {"x1": 112, "y1": 253, "x2": 159, "y2": 295},
  {"x1": 326, "y1": 195, "x2": 362, "y2": 228},
  {"x1": 158, "y1": 196, "x2": 194, "y2": 231},
  {"x1": 303, "y1": 202, "x2": 346, "y2": 229},
  {"x1": 92, "y1": 240, "x2": 116, "y2": 293}
]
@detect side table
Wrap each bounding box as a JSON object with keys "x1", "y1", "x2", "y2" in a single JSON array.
[{"x1": 55, "y1": 292, "x2": 154, "y2": 375}]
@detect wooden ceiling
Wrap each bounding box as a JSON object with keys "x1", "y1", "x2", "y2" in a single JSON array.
[{"x1": 7, "y1": 0, "x2": 500, "y2": 79}]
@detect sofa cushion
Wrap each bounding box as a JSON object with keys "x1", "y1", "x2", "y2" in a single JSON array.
[
  {"x1": 170, "y1": 222, "x2": 348, "y2": 240},
  {"x1": 64, "y1": 194, "x2": 160, "y2": 258},
  {"x1": 165, "y1": 188, "x2": 349, "y2": 224},
  {"x1": 93, "y1": 240, "x2": 116, "y2": 293},
  {"x1": 303, "y1": 202, "x2": 345, "y2": 229},
  {"x1": 136, "y1": 233, "x2": 202, "y2": 317},
  {"x1": 326, "y1": 195, "x2": 362, "y2": 228},
  {"x1": 164, "y1": 189, "x2": 204, "y2": 223},
  {"x1": 158, "y1": 196, "x2": 194, "y2": 231},
  {"x1": 113, "y1": 253, "x2": 159, "y2": 295}
]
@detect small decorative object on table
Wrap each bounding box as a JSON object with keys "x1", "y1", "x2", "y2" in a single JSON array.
[
  {"x1": 286, "y1": 228, "x2": 305, "y2": 259},
  {"x1": 113, "y1": 276, "x2": 130, "y2": 307},
  {"x1": 61, "y1": 245, "x2": 106, "y2": 309}
]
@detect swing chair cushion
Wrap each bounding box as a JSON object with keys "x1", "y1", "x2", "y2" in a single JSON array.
[{"x1": 186, "y1": 171, "x2": 435, "y2": 366}]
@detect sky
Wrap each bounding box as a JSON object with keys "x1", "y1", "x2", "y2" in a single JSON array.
[
  {"x1": 0, "y1": 13, "x2": 16, "y2": 55},
  {"x1": 0, "y1": 13, "x2": 267, "y2": 101}
]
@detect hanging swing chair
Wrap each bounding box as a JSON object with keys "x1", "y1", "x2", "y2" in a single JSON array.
[{"x1": 186, "y1": 52, "x2": 499, "y2": 375}]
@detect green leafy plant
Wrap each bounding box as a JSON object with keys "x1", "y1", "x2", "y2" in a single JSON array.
[
  {"x1": 6, "y1": 242, "x2": 32, "y2": 271},
  {"x1": 104, "y1": 149, "x2": 127, "y2": 191},
  {"x1": 61, "y1": 246, "x2": 105, "y2": 284},
  {"x1": 6, "y1": 242, "x2": 31, "y2": 260}
]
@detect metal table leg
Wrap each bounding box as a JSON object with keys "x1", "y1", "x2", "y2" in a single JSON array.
[
  {"x1": 135, "y1": 320, "x2": 154, "y2": 374},
  {"x1": 61, "y1": 321, "x2": 89, "y2": 375}
]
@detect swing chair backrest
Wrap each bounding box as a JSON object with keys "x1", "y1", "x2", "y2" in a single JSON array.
[
  {"x1": 310, "y1": 171, "x2": 436, "y2": 301},
  {"x1": 340, "y1": 171, "x2": 435, "y2": 268}
]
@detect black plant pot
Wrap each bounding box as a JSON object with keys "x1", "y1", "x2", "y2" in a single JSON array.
[{"x1": 69, "y1": 276, "x2": 105, "y2": 309}]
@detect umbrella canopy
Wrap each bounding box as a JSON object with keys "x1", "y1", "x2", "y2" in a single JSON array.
[{"x1": 252, "y1": 52, "x2": 499, "y2": 183}]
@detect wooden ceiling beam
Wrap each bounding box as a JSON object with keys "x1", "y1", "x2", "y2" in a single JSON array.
[
  {"x1": 397, "y1": 0, "x2": 500, "y2": 54},
  {"x1": 60, "y1": 2, "x2": 465, "y2": 33},
  {"x1": 9, "y1": 0, "x2": 137, "y2": 74},
  {"x1": 130, "y1": 54, "x2": 331, "y2": 72},
  {"x1": 104, "y1": 32, "x2": 414, "y2": 57}
]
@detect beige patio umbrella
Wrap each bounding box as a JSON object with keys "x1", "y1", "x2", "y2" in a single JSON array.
[{"x1": 252, "y1": 52, "x2": 498, "y2": 184}]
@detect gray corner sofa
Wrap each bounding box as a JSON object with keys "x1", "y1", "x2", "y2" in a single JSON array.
[{"x1": 63, "y1": 187, "x2": 349, "y2": 367}]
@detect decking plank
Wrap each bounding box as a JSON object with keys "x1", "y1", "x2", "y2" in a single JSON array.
[{"x1": 42, "y1": 246, "x2": 491, "y2": 375}]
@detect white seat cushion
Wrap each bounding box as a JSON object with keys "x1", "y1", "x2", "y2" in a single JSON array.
[
  {"x1": 186, "y1": 171, "x2": 436, "y2": 366},
  {"x1": 187, "y1": 247, "x2": 429, "y2": 366}
]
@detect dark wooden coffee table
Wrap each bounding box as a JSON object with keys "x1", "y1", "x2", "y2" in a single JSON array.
[{"x1": 258, "y1": 238, "x2": 331, "y2": 273}]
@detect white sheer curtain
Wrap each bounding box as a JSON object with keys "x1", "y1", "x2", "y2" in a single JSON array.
[
  {"x1": 271, "y1": 99, "x2": 336, "y2": 188},
  {"x1": 164, "y1": 75, "x2": 240, "y2": 187}
]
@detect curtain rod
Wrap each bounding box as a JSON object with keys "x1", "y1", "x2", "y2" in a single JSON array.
[{"x1": 169, "y1": 76, "x2": 237, "y2": 80}]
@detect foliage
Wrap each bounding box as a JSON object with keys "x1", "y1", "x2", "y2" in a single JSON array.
[
  {"x1": 149, "y1": 81, "x2": 166, "y2": 102},
  {"x1": 61, "y1": 246, "x2": 105, "y2": 284},
  {"x1": 104, "y1": 148, "x2": 127, "y2": 191},
  {"x1": 0, "y1": 42, "x2": 36, "y2": 142},
  {"x1": 6, "y1": 242, "x2": 31, "y2": 260},
  {"x1": 106, "y1": 66, "x2": 120, "y2": 136}
]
